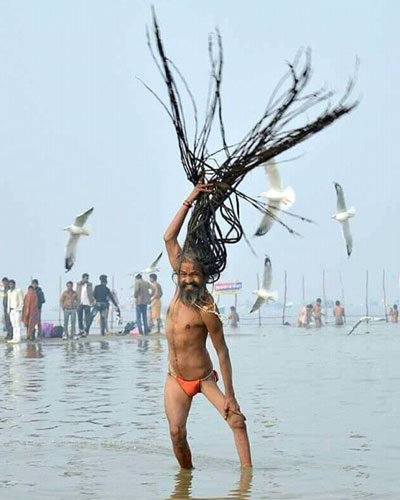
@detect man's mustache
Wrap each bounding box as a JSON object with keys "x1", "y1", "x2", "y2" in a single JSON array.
[{"x1": 182, "y1": 282, "x2": 199, "y2": 288}]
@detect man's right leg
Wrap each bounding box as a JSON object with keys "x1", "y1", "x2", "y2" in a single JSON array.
[{"x1": 164, "y1": 375, "x2": 193, "y2": 469}]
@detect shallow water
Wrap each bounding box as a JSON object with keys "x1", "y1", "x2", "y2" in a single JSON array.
[{"x1": 1, "y1": 323, "x2": 400, "y2": 499}]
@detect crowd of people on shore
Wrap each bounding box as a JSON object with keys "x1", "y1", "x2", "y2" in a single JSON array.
[{"x1": 1, "y1": 272, "x2": 163, "y2": 343}]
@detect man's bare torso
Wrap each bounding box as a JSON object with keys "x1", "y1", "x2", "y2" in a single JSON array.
[{"x1": 166, "y1": 295, "x2": 213, "y2": 381}]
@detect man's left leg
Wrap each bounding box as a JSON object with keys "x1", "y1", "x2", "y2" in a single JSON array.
[{"x1": 201, "y1": 378, "x2": 252, "y2": 467}]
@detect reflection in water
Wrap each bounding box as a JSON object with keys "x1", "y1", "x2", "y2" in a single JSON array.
[
  {"x1": 168, "y1": 468, "x2": 252, "y2": 500},
  {"x1": 25, "y1": 343, "x2": 43, "y2": 359}
]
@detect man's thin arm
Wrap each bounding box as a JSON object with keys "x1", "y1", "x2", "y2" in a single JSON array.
[
  {"x1": 201, "y1": 308, "x2": 235, "y2": 397},
  {"x1": 163, "y1": 182, "x2": 214, "y2": 271}
]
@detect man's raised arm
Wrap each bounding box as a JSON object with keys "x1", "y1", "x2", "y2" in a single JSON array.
[{"x1": 163, "y1": 181, "x2": 213, "y2": 272}]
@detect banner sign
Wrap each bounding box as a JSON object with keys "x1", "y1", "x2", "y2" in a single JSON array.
[{"x1": 214, "y1": 282, "x2": 242, "y2": 294}]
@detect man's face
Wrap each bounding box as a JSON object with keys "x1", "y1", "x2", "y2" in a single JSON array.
[
  {"x1": 9, "y1": 282, "x2": 15, "y2": 290},
  {"x1": 2, "y1": 279, "x2": 8, "y2": 289},
  {"x1": 67, "y1": 283, "x2": 73, "y2": 291},
  {"x1": 83, "y1": 275, "x2": 89, "y2": 283},
  {"x1": 178, "y1": 261, "x2": 204, "y2": 290},
  {"x1": 32, "y1": 282, "x2": 38, "y2": 289}
]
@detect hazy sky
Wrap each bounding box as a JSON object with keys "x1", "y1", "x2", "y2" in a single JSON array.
[{"x1": 1, "y1": 0, "x2": 399, "y2": 313}]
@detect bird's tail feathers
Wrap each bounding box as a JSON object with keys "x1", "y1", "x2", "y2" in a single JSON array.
[
  {"x1": 269, "y1": 290, "x2": 278, "y2": 302},
  {"x1": 282, "y1": 187, "x2": 296, "y2": 208},
  {"x1": 347, "y1": 207, "x2": 356, "y2": 217}
]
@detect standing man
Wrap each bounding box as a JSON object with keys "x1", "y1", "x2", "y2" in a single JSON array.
[
  {"x1": 228, "y1": 306, "x2": 240, "y2": 328},
  {"x1": 333, "y1": 300, "x2": 345, "y2": 326},
  {"x1": 7, "y1": 279, "x2": 24, "y2": 343},
  {"x1": 162, "y1": 182, "x2": 252, "y2": 469},
  {"x1": 23, "y1": 285, "x2": 39, "y2": 340},
  {"x1": 150, "y1": 273, "x2": 163, "y2": 334},
  {"x1": 76, "y1": 273, "x2": 94, "y2": 335},
  {"x1": 390, "y1": 304, "x2": 398, "y2": 323},
  {"x1": 86, "y1": 275, "x2": 120, "y2": 336},
  {"x1": 60, "y1": 281, "x2": 78, "y2": 338},
  {"x1": 2, "y1": 277, "x2": 13, "y2": 340},
  {"x1": 313, "y1": 298, "x2": 323, "y2": 328},
  {"x1": 134, "y1": 274, "x2": 152, "y2": 335},
  {"x1": 31, "y1": 279, "x2": 45, "y2": 337}
]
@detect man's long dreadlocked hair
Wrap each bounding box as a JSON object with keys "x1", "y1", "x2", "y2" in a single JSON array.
[{"x1": 144, "y1": 10, "x2": 358, "y2": 283}]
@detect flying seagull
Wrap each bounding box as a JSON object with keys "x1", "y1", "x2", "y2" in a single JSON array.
[
  {"x1": 332, "y1": 182, "x2": 356, "y2": 257},
  {"x1": 250, "y1": 256, "x2": 278, "y2": 313},
  {"x1": 131, "y1": 251, "x2": 163, "y2": 276},
  {"x1": 347, "y1": 316, "x2": 385, "y2": 336},
  {"x1": 255, "y1": 159, "x2": 296, "y2": 236},
  {"x1": 64, "y1": 207, "x2": 94, "y2": 272}
]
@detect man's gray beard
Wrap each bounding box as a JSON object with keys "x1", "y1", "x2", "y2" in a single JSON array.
[{"x1": 178, "y1": 283, "x2": 207, "y2": 307}]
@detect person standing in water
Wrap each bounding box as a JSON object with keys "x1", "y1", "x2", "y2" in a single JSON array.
[
  {"x1": 313, "y1": 298, "x2": 323, "y2": 328},
  {"x1": 333, "y1": 300, "x2": 345, "y2": 326},
  {"x1": 390, "y1": 304, "x2": 398, "y2": 323},
  {"x1": 163, "y1": 182, "x2": 252, "y2": 469},
  {"x1": 228, "y1": 306, "x2": 240, "y2": 328}
]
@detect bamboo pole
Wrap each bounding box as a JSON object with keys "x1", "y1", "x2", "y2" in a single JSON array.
[
  {"x1": 58, "y1": 275, "x2": 62, "y2": 325},
  {"x1": 322, "y1": 269, "x2": 328, "y2": 324},
  {"x1": 282, "y1": 270, "x2": 288, "y2": 325},
  {"x1": 257, "y1": 273, "x2": 261, "y2": 327},
  {"x1": 366, "y1": 270, "x2": 369, "y2": 321},
  {"x1": 234, "y1": 292, "x2": 237, "y2": 310},
  {"x1": 382, "y1": 269, "x2": 388, "y2": 322},
  {"x1": 111, "y1": 275, "x2": 115, "y2": 331},
  {"x1": 302, "y1": 275, "x2": 305, "y2": 305},
  {"x1": 339, "y1": 271, "x2": 345, "y2": 307}
]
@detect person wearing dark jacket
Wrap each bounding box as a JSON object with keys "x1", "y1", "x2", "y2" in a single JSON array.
[
  {"x1": 85, "y1": 275, "x2": 120, "y2": 336},
  {"x1": 31, "y1": 279, "x2": 45, "y2": 337}
]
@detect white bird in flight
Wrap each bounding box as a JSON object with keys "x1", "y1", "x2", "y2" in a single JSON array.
[
  {"x1": 332, "y1": 182, "x2": 356, "y2": 257},
  {"x1": 250, "y1": 256, "x2": 278, "y2": 313},
  {"x1": 255, "y1": 159, "x2": 296, "y2": 236},
  {"x1": 64, "y1": 207, "x2": 94, "y2": 272},
  {"x1": 131, "y1": 251, "x2": 163, "y2": 276},
  {"x1": 347, "y1": 316, "x2": 385, "y2": 336}
]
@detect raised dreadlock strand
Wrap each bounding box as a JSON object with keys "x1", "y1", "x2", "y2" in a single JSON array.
[{"x1": 146, "y1": 9, "x2": 358, "y2": 283}]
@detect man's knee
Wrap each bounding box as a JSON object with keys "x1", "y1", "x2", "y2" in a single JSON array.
[
  {"x1": 227, "y1": 413, "x2": 246, "y2": 431},
  {"x1": 170, "y1": 424, "x2": 187, "y2": 445}
]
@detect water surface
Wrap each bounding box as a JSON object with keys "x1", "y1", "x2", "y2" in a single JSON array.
[{"x1": 1, "y1": 323, "x2": 399, "y2": 499}]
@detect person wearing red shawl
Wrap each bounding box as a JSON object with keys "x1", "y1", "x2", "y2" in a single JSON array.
[{"x1": 23, "y1": 286, "x2": 39, "y2": 340}]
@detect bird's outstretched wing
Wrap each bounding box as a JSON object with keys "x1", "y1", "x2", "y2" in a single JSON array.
[
  {"x1": 262, "y1": 256, "x2": 273, "y2": 291},
  {"x1": 254, "y1": 201, "x2": 280, "y2": 236},
  {"x1": 341, "y1": 220, "x2": 353, "y2": 257},
  {"x1": 250, "y1": 296, "x2": 264, "y2": 313},
  {"x1": 334, "y1": 183, "x2": 347, "y2": 212},
  {"x1": 65, "y1": 234, "x2": 80, "y2": 272},
  {"x1": 74, "y1": 207, "x2": 94, "y2": 227},
  {"x1": 150, "y1": 251, "x2": 163, "y2": 269},
  {"x1": 265, "y1": 160, "x2": 282, "y2": 190}
]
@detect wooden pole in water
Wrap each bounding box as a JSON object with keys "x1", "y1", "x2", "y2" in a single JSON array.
[
  {"x1": 382, "y1": 269, "x2": 388, "y2": 322},
  {"x1": 111, "y1": 275, "x2": 115, "y2": 331},
  {"x1": 302, "y1": 275, "x2": 305, "y2": 305},
  {"x1": 234, "y1": 292, "x2": 237, "y2": 310},
  {"x1": 366, "y1": 270, "x2": 369, "y2": 320},
  {"x1": 339, "y1": 271, "x2": 345, "y2": 307},
  {"x1": 322, "y1": 269, "x2": 328, "y2": 324},
  {"x1": 58, "y1": 275, "x2": 62, "y2": 325},
  {"x1": 257, "y1": 273, "x2": 261, "y2": 327},
  {"x1": 282, "y1": 270, "x2": 288, "y2": 325}
]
